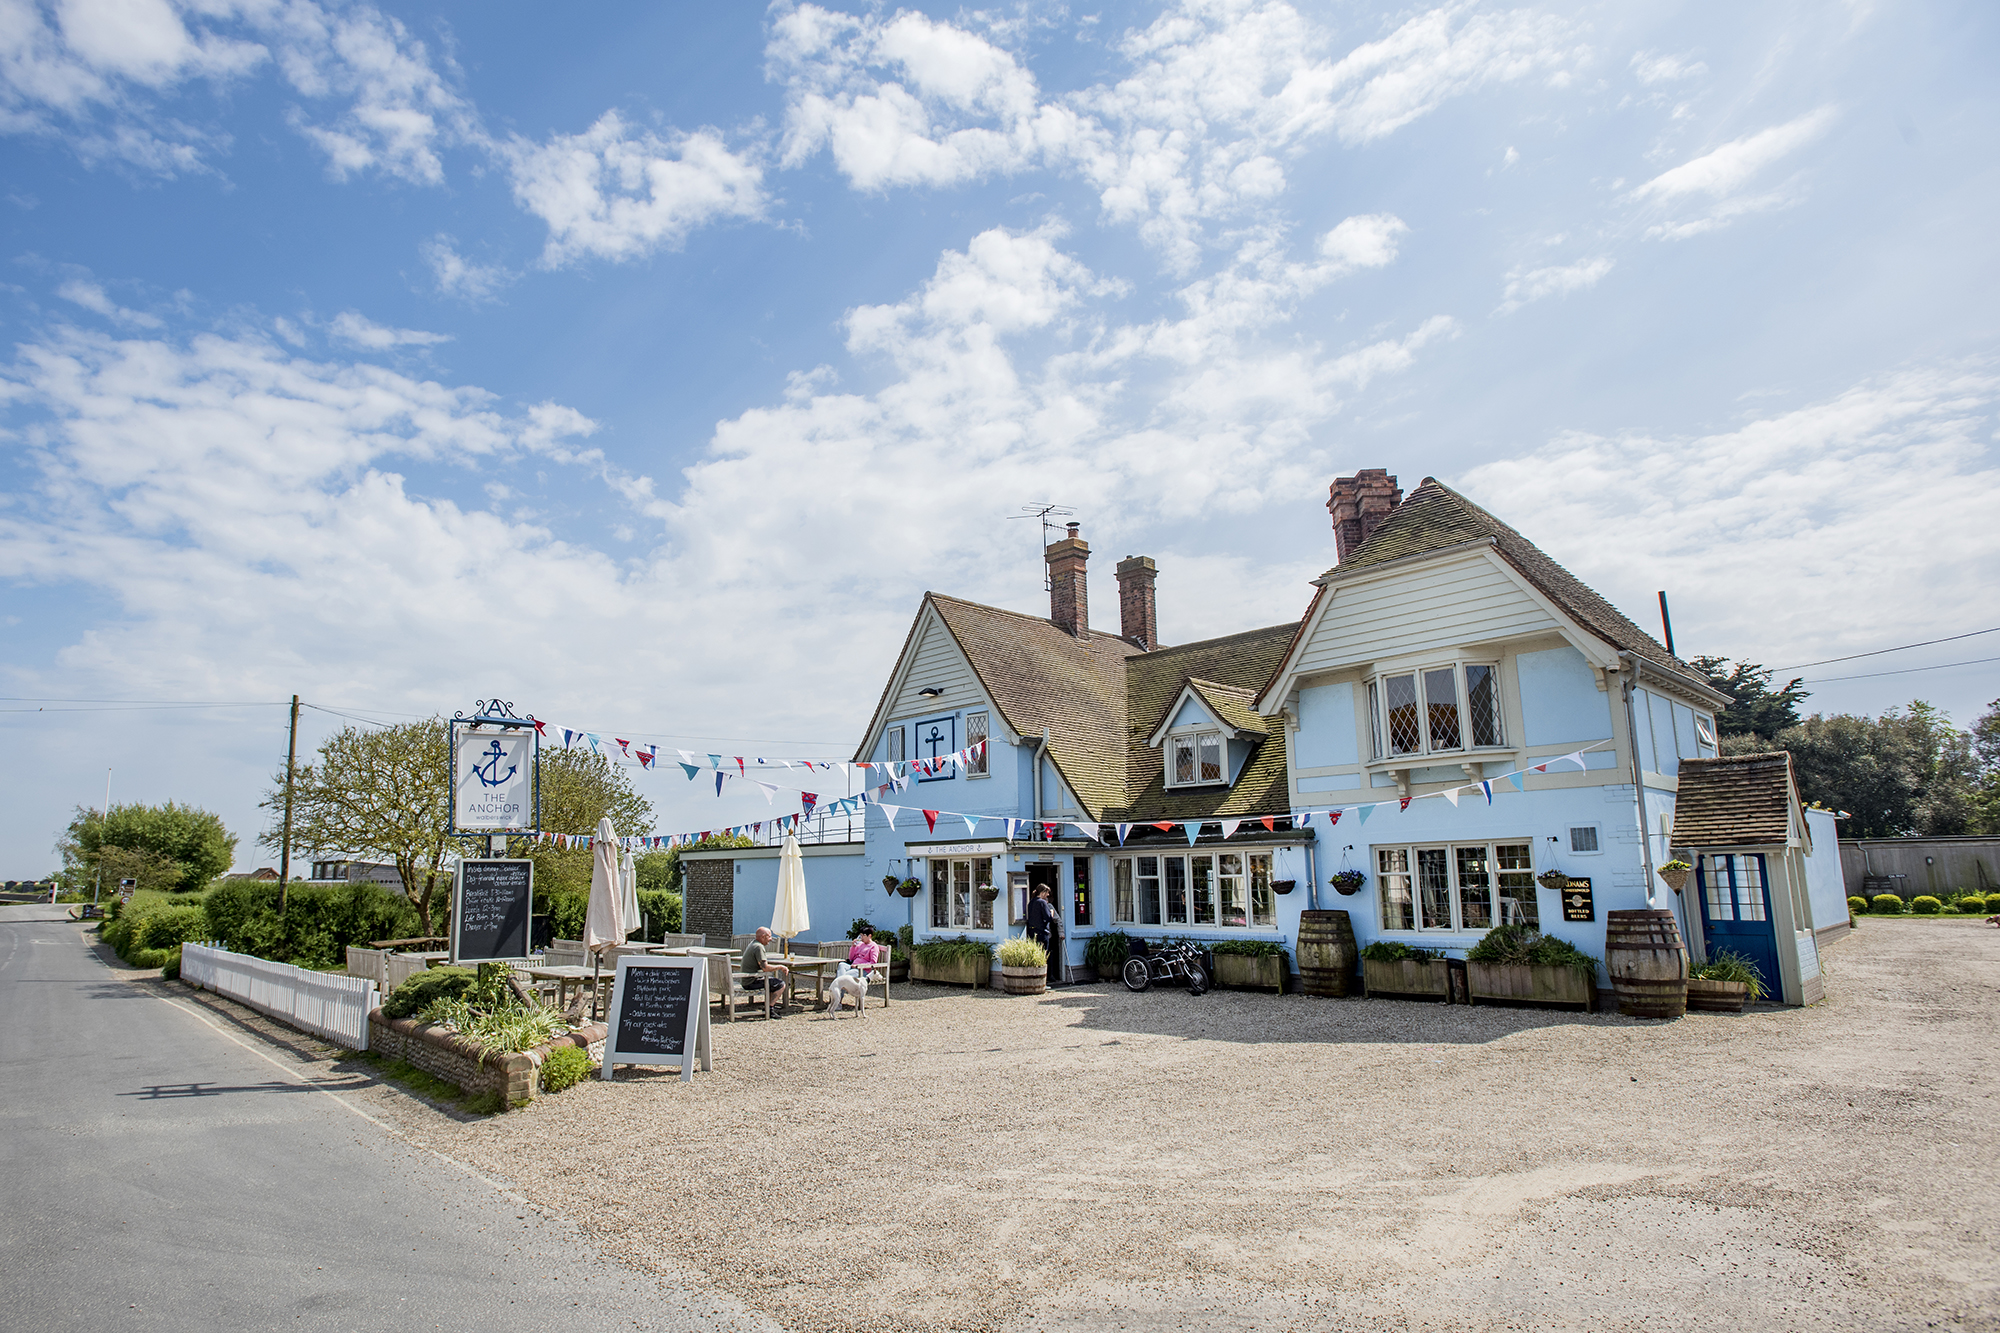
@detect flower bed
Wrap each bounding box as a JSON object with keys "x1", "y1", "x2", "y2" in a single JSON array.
[{"x1": 368, "y1": 1011, "x2": 605, "y2": 1105}]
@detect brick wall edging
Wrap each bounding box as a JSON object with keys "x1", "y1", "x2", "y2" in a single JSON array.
[{"x1": 367, "y1": 1010, "x2": 609, "y2": 1104}]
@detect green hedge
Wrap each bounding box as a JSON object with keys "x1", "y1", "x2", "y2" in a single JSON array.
[
  {"x1": 1361, "y1": 940, "x2": 1444, "y2": 962},
  {"x1": 382, "y1": 966, "x2": 476, "y2": 1020},
  {"x1": 203, "y1": 879, "x2": 419, "y2": 969},
  {"x1": 102, "y1": 893, "x2": 206, "y2": 965},
  {"x1": 1847, "y1": 896, "x2": 1868, "y2": 915},
  {"x1": 1871, "y1": 894, "x2": 1905, "y2": 915},
  {"x1": 1910, "y1": 895, "x2": 1943, "y2": 915}
]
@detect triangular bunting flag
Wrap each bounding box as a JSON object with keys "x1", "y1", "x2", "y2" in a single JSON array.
[
  {"x1": 1507, "y1": 772, "x2": 1526, "y2": 792},
  {"x1": 880, "y1": 805, "x2": 898, "y2": 830},
  {"x1": 1151, "y1": 821, "x2": 1174, "y2": 832},
  {"x1": 963, "y1": 815, "x2": 979, "y2": 836},
  {"x1": 1070, "y1": 822, "x2": 1098, "y2": 842},
  {"x1": 615, "y1": 738, "x2": 630, "y2": 757},
  {"x1": 707, "y1": 754, "x2": 722, "y2": 769},
  {"x1": 1184, "y1": 822, "x2": 1201, "y2": 846},
  {"x1": 756, "y1": 782, "x2": 777, "y2": 804},
  {"x1": 801, "y1": 793, "x2": 818, "y2": 817},
  {"x1": 680, "y1": 763, "x2": 700, "y2": 780},
  {"x1": 1327, "y1": 810, "x2": 1343, "y2": 827},
  {"x1": 715, "y1": 772, "x2": 726, "y2": 796},
  {"x1": 1398, "y1": 796, "x2": 1413, "y2": 811},
  {"x1": 1220, "y1": 819, "x2": 1241, "y2": 840},
  {"x1": 1481, "y1": 780, "x2": 1494, "y2": 804},
  {"x1": 678, "y1": 749, "x2": 700, "y2": 766},
  {"x1": 1259, "y1": 816, "x2": 1275, "y2": 832},
  {"x1": 1562, "y1": 750, "x2": 1586, "y2": 771},
  {"x1": 1115, "y1": 823, "x2": 1131, "y2": 846},
  {"x1": 1442, "y1": 787, "x2": 1461, "y2": 806},
  {"x1": 1357, "y1": 805, "x2": 1374, "y2": 824},
  {"x1": 923, "y1": 810, "x2": 939, "y2": 832}
]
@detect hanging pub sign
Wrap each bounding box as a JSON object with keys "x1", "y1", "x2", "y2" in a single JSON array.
[
  {"x1": 602, "y1": 956, "x2": 712, "y2": 1083},
  {"x1": 448, "y1": 697, "x2": 540, "y2": 836},
  {"x1": 451, "y1": 859, "x2": 533, "y2": 964},
  {"x1": 1561, "y1": 877, "x2": 1595, "y2": 923}
]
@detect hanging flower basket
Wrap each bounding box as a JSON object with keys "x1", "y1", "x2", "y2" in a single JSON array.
[
  {"x1": 1537, "y1": 869, "x2": 1571, "y2": 892},
  {"x1": 975, "y1": 884, "x2": 1000, "y2": 903},
  {"x1": 897, "y1": 877, "x2": 923, "y2": 898},
  {"x1": 1329, "y1": 870, "x2": 1366, "y2": 896},
  {"x1": 882, "y1": 874, "x2": 901, "y2": 893},
  {"x1": 1272, "y1": 879, "x2": 1297, "y2": 896},
  {"x1": 1657, "y1": 860, "x2": 1693, "y2": 894}
]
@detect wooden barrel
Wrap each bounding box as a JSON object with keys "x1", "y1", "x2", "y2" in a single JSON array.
[
  {"x1": 1605, "y1": 909, "x2": 1688, "y2": 1018},
  {"x1": 1296, "y1": 910, "x2": 1358, "y2": 997},
  {"x1": 999, "y1": 965, "x2": 1046, "y2": 995}
]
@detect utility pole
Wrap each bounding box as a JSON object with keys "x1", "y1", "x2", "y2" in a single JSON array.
[
  {"x1": 279, "y1": 694, "x2": 300, "y2": 912},
  {"x1": 93, "y1": 768, "x2": 110, "y2": 907}
]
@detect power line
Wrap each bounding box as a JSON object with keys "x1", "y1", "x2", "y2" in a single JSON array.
[
  {"x1": 1772, "y1": 626, "x2": 2000, "y2": 672},
  {"x1": 1801, "y1": 654, "x2": 2000, "y2": 684}
]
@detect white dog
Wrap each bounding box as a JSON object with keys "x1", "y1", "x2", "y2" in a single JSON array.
[{"x1": 826, "y1": 961, "x2": 868, "y2": 1016}]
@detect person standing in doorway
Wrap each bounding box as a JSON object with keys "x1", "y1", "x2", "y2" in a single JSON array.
[{"x1": 1026, "y1": 885, "x2": 1061, "y2": 988}]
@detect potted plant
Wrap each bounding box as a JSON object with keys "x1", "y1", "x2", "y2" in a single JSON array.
[
  {"x1": 996, "y1": 935, "x2": 1049, "y2": 994},
  {"x1": 1209, "y1": 940, "x2": 1287, "y2": 993},
  {"x1": 1537, "y1": 869, "x2": 1571, "y2": 892},
  {"x1": 1463, "y1": 924, "x2": 1598, "y2": 1010},
  {"x1": 1687, "y1": 949, "x2": 1765, "y2": 1012},
  {"x1": 975, "y1": 882, "x2": 1000, "y2": 903},
  {"x1": 1657, "y1": 859, "x2": 1693, "y2": 894},
  {"x1": 1272, "y1": 879, "x2": 1297, "y2": 896},
  {"x1": 909, "y1": 935, "x2": 992, "y2": 987},
  {"x1": 897, "y1": 877, "x2": 923, "y2": 898},
  {"x1": 881, "y1": 873, "x2": 900, "y2": 893},
  {"x1": 1329, "y1": 869, "x2": 1366, "y2": 896},
  {"x1": 1081, "y1": 931, "x2": 1130, "y2": 984},
  {"x1": 1360, "y1": 941, "x2": 1449, "y2": 999}
]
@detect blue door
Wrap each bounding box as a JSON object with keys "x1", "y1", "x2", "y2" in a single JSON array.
[{"x1": 1696, "y1": 854, "x2": 1781, "y2": 1001}]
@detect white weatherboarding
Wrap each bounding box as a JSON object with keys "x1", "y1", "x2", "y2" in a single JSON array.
[{"x1": 602, "y1": 955, "x2": 712, "y2": 1083}]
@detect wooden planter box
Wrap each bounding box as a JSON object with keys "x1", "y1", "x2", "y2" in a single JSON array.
[
  {"x1": 1686, "y1": 977, "x2": 1749, "y2": 1012},
  {"x1": 910, "y1": 954, "x2": 989, "y2": 987},
  {"x1": 1212, "y1": 952, "x2": 1287, "y2": 994},
  {"x1": 1466, "y1": 962, "x2": 1594, "y2": 1010},
  {"x1": 1363, "y1": 957, "x2": 1450, "y2": 1000}
]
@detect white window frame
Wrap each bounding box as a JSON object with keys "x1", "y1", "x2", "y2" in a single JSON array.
[
  {"x1": 1366, "y1": 660, "x2": 1505, "y2": 761},
  {"x1": 929, "y1": 855, "x2": 994, "y2": 931},
  {"x1": 1109, "y1": 852, "x2": 1275, "y2": 928},
  {"x1": 1165, "y1": 727, "x2": 1227, "y2": 789},
  {"x1": 1567, "y1": 824, "x2": 1603, "y2": 856},
  {"x1": 965, "y1": 711, "x2": 989, "y2": 778},
  {"x1": 1373, "y1": 839, "x2": 1538, "y2": 933},
  {"x1": 885, "y1": 725, "x2": 905, "y2": 762}
]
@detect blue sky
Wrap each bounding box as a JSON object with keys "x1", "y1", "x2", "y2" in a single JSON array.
[{"x1": 2, "y1": 0, "x2": 1996, "y2": 875}]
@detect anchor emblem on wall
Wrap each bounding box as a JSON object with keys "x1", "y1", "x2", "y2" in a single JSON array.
[{"x1": 469, "y1": 738, "x2": 519, "y2": 788}]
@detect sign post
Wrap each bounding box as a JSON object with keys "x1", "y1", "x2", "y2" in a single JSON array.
[
  {"x1": 602, "y1": 956, "x2": 712, "y2": 1083},
  {"x1": 450, "y1": 859, "x2": 534, "y2": 965}
]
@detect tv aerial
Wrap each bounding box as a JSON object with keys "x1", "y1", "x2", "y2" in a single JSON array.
[{"x1": 1007, "y1": 503, "x2": 1075, "y2": 591}]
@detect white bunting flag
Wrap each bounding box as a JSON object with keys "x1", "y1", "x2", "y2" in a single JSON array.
[
  {"x1": 880, "y1": 804, "x2": 899, "y2": 830},
  {"x1": 1220, "y1": 819, "x2": 1242, "y2": 840},
  {"x1": 1069, "y1": 822, "x2": 1098, "y2": 842},
  {"x1": 1442, "y1": 787, "x2": 1461, "y2": 806},
  {"x1": 755, "y1": 782, "x2": 777, "y2": 804}
]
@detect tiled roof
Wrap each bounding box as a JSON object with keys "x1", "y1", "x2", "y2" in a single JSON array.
[
  {"x1": 897, "y1": 594, "x2": 1298, "y2": 823},
  {"x1": 1670, "y1": 752, "x2": 1802, "y2": 849},
  {"x1": 1325, "y1": 478, "x2": 1718, "y2": 698}
]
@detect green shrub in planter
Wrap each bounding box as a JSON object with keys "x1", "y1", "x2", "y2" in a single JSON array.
[
  {"x1": 1847, "y1": 896, "x2": 1868, "y2": 915},
  {"x1": 541, "y1": 1044, "x2": 590, "y2": 1093},
  {"x1": 911, "y1": 936, "x2": 993, "y2": 966},
  {"x1": 1910, "y1": 895, "x2": 1943, "y2": 914},
  {"x1": 996, "y1": 935, "x2": 1047, "y2": 968},
  {"x1": 1871, "y1": 894, "x2": 1905, "y2": 915},
  {"x1": 1207, "y1": 939, "x2": 1284, "y2": 957},
  {"x1": 383, "y1": 965, "x2": 476, "y2": 1020},
  {"x1": 1360, "y1": 940, "x2": 1444, "y2": 962},
  {"x1": 1084, "y1": 931, "x2": 1132, "y2": 973},
  {"x1": 1690, "y1": 948, "x2": 1767, "y2": 1001}
]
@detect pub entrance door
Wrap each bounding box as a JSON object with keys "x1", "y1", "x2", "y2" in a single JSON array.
[
  {"x1": 1026, "y1": 861, "x2": 1061, "y2": 985},
  {"x1": 1695, "y1": 853, "x2": 1782, "y2": 1003}
]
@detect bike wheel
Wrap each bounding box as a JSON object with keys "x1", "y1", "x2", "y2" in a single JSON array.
[
  {"x1": 1185, "y1": 963, "x2": 1209, "y2": 996},
  {"x1": 1121, "y1": 957, "x2": 1152, "y2": 992}
]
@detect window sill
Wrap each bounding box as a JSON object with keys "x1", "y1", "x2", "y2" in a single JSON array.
[
  {"x1": 1163, "y1": 780, "x2": 1231, "y2": 791},
  {"x1": 1365, "y1": 748, "x2": 1521, "y2": 793}
]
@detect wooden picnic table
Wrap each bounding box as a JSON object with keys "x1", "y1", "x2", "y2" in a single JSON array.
[{"x1": 524, "y1": 964, "x2": 602, "y2": 1012}]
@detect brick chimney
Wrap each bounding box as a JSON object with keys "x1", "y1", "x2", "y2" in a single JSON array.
[
  {"x1": 1116, "y1": 555, "x2": 1157, "y2": 651},
  {"x1": 1045, "y1": 523, "x2": 1090, "y2": 639},
  {"x1": 1327, "y1": 468, "x2": 1403, "y2": 564}
]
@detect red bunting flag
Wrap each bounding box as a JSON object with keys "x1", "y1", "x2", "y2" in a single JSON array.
[
  {"x1": 1327, "y1": 810, "x2": 1343, "y2": 826},
  {"x1": 1398, "y1": 796, "x2": 1413, "y2": 812},
  {"x1": 530, "y1": 717, "x2": 546, "y2": 736},
  {"x1": 1042, "y1": 822, "x2": 1057, "y2": 840},
  {"x1": 923, "y1": 810, "x2": 939, "y2": 832},
  {"x1": 736, "y1": 757, "x2": 746, "y2": 775},
  {"x1": 1151, "y1": 821, "x2": 1174, "y2": 832},
  {"x1": 801, "y1": 793, "x2": 818, "y2": 817},
  {"x1": 1259, "y1": 816, "x2": 1275, "y2": 832},
  {"x1": 615, "y1": 737, "x2": 630, "y2": 756}
]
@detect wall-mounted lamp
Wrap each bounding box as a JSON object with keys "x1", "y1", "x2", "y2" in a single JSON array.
[{"x1": 918, "y1": 686, "x2": 944, "y2": 698}]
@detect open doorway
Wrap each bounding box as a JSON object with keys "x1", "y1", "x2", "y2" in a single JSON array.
[{"x1": 1026, "y1": 861, "x2": 1062, "y2": 984}]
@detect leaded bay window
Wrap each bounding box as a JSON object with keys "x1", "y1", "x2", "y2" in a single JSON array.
[
  {"x1": 1169, "y1": 729, "x2": 1225, "y2": 786},
  {"x1": 965, "y1": 711, "x2": 989, "y2": 776},
  {"x1": 1110, "y1": 852, "x2": 1276, "y2": 928},
  {"x1": 1367, "y1": 662, "x2": 1504, "y2": 759},
  {"x1": 930, "y1": 855, "x2": 994, "y2": 930},
  {"x1": 1375, "y1": 841, "x2": 1536, "y2": 931}
]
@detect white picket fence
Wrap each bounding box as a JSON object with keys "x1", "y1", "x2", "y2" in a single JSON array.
[{"x1": 181, "y1": 944, "x2": 379, "y2": 1051}]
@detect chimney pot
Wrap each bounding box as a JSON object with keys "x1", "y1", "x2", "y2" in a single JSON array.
[
  {"x1": 1115, "y1": 555, "x2": 1158, "y2": 651},
  {"x1": 1045, "y1": 526, "x2": 1091, "y2": 639},
  {"x1": 1327, "y1": 468, "x2": 1403, "y2": 563}
]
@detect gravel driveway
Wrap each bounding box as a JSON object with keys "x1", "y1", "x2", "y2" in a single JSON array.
[{"x1": 237, "y1": 920, "x2": 2000, "y2": 1331}]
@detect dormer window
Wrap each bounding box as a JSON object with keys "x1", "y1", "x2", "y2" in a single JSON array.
[
  {"x1": 1368, "y1": 662, "x2": 1503, "y2": 760},
  {"x1": 1170, "y1": 729, "x2": 1225, "y2": 787}
]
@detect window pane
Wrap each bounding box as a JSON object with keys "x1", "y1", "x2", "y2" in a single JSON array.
[
  {"x1": 966, "y1": 712, "x2": 988, "y2": 775},
  {"x1": 1385, "y1": 674, "x2": 1421, "y2": 754},
  {"x1": 1569, "y1": 826, "x2": 1599, "y2": 853},
  {"x1": 1734, "y1": 856, "x2": 1767, "y2": 922},
  {"x1": 1249, "y1": 854, "x2": 1274, "y2": 926},
  {"x1": 1704, "y1": 856, "x2": 1733, "y2": 922},
  {"x1": 1138, "y1": 856, "x2": 1161, "y2": 925},
  {"x1": 1454, "y1": 845, "x2": 1493, "y2": 931},
  {"x1": 1425, "y1": 668, "x2": 1461, "y2": 751},
  {"x1": 930, "y1": 858, "x2": 948, "y2": 929},
  {"x1": 1495, "y1": 843, "x2": 1537, "y2": 928},
  {"x1": 1218, "y1": 853, "x2": 1245, "y2": 927},
  {"x1": 1165, "y1": 856, "x2": 1189, "y2": 924},
  {"x1": 1073, "y1": 855, "x2": 1092, "y2": 927},
  {"x1": 1113, "y1": 859, "x2": 1134, "y2": 923},
  {"x1": 1191, "y1": 856, "x2": 1216, "y2": 925},
  {"x1": 1199, "y1": 732, "x2": 1222, "y2": 782},
  {"x1": 887, "y1": 726, "x2": 905, "y2": 761},
  {"x1": 1369, "y1": 680, "x2": 1383, "y2": 759},
  {"x1": 1416, "y1": 848, "x2": 1453, "y2": 930},
  {"x1": 1173, "y1": 736, "x2": 1195, "y2": 784},
  {"x1": 953, "y1": 859, "x2": 973, "y2": 930},
  {"x1": 1377, "y1": 848, "x2": 1413, "y2": 931},
  {"x1": 1466, "y1": 665, "x2": 1501, "y2": 747}
]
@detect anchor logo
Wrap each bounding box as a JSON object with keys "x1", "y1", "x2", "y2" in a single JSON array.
[{"x1": 468, "y1": 738, "x2": 518, "y2": 788}]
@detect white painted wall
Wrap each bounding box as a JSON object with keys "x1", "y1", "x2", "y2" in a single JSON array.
[{"x1": 1290, "y1": 550, "x2": 1560, "y2": 676}]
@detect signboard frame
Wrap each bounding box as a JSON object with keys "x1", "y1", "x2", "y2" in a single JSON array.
[
  {"x1": 602, "y1": 955, "x2": 712, "y2": 1083},
  {"x1": 1560, "y1": 876, "x2": 1596, "y2": 923},
  {"x1": 446, "y1": 697, "x2": 541, "y2": 838},
  {"x1": 450, "y1": 858, "x2": 535, "y2": 965}
]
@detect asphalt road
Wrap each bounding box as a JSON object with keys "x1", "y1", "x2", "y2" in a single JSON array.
[{"x1": 0, "y1": 906, "x2": 775, "y2": 1333}]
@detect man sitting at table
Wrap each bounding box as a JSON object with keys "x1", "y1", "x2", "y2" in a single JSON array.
[
  {"x1": 741, "y1": 927, "x2": 790, "y2": 1011},
  {"x1": 828, "y1": 929, "x2": 879, "y2": 1016}
]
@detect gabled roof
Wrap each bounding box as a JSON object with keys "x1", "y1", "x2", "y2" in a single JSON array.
[
  {"x1": 1312, "y1": 477, "x2": 1722, "y2": 701},
  {"x1": 1670, "y1": 752, "x2": 1808, "y2": 850},
  {"x1": 1144, "y1": 677, "x2": 1270, "y2": 748}
]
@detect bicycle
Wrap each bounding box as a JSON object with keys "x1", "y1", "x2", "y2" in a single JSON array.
[{"x1": 1121, "y1": 939, "x2": 1209, "y2": 995}]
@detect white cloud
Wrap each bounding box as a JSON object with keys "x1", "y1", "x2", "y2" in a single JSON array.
[
  {"x1": 503, "y1": 112, "x2": 766, "y2": 266},
  {"x1": 1633, "y1": 107, "x2": 1837, "y2": 202},
  {"x1": 1459, "y1": 365, "x2": 2000, "y2": 665},
  {"x1": 1495, "y1": 256, "x2": 1613, "y2": 314},
  {"x1": 328, "y1": 310, "x2": 452, "y2": 350},
  {"x1": 421, "y1": 234, "x2": 509, "y2": 301},
  {"x1": 1630, "y1": 51, "x2": 1707, "y2": 84},
  {"x1": 1318, "y1": 213, "x2": 1407, "y2": 272},
  {"x1": 56, "y1": 277, "x2": 163, "y2": 327}
]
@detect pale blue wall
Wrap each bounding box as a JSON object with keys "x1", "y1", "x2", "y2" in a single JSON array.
[
  {"x1": 1516, "y1": 647, "x2": 1612, "y2": 747},
  {"x1": 1171, "y1": 697, "x2": 1215, "y2": 730},
  {"x1": 723, "y1": 850, "x2": 872, "y2": 942},
  {"x1": 1294, "y1": 682, "x2": 1358, "y2": 768}
]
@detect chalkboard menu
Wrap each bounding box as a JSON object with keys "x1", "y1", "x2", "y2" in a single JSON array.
[
  {"x1": 603, "y1": 956, "x2": 712, "y2": 1082},
  {"x1": 451, "y1": 859, "x2": 533, "y2": 964},
  {"x1": 1561, "y1": 876, "x2": 1595, "y2": 923}
]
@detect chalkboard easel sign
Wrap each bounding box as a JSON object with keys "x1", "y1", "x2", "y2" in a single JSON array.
[
  {"x1": 603, "y1": 956, "x2": 712, "y2": 1083},
  {"x1": 450, "y1": 859, "x2": 534, "y2": 964},
  {"x1": 1561, "y1": 876, "x2": 1596, "y2": 923}
]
